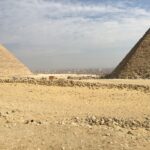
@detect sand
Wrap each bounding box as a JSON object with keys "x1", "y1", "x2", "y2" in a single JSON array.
[{"x1": 0, "y1": 78, "x2": 150, "y2": 150}]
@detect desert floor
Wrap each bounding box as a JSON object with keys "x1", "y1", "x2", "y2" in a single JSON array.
[{"x1": 0, "y1": 78, "x2": 150, "y2": 150}]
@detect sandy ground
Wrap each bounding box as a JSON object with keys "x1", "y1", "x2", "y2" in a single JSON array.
[{"x1": 0, "y1": 79, "x2": 150, "y2": 150}]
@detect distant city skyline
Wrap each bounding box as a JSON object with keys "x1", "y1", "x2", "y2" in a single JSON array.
[{"x1": 0, "y1": 0, "x2": 150, "y2": 71}]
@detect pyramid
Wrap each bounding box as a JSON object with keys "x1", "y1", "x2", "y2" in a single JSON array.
[
  {"x1": 110, "y1": 28, "x2": 150, "y2": 79},
  {"x1": 0, "y1": 44, "x2": 32, "y2": 76}
]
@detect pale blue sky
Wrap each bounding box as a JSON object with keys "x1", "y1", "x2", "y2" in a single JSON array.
[{"x1": 0, "y1": 0, "x2": 150, "y2": 71}]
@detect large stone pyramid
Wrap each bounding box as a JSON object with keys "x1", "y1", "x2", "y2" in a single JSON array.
[
  {"x1": 110, "y1": 28, "x2": 150, "y2": 79},
  {"x1": 0, "y1": 44, "x2": 32, "y2": 76}
]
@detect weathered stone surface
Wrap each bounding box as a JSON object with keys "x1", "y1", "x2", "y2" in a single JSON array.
[
  {"x1": 110, "y1": 28, "x2": 150, "y2": 79},
  {"x1": 0, "y1": 44, "x2": 32, "y2": 76}
]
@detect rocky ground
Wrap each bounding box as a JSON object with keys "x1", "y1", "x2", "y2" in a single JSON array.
[{"x1": 0, "y1": 78, "x2": 150, "y2": 150}]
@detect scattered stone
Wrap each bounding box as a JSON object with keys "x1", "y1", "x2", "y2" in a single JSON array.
[
  {"x1": 70, "y1": 116, "x2": 150, "y2": 130},
  {"x1": 72, "y1": 117, "x2": 80, "y2": 123},
  {"x1": 24, "y1": 119, "x2": 42, "y2": 125},
  {"x1": 0, "y1": 77, "x2": 150, "y2": 93}
]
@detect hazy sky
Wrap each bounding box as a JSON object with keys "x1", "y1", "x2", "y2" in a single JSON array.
[{"x1": 0, "y1": 0, "x2": 150, "y2": 71}]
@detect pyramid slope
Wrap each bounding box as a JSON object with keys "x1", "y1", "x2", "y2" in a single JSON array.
[
  {"x1": 110, "y1": 28, "x2": 150, "y2": 79},
  {"x1": 0, "y1": 44, "x2": 32, "y2": 76}
]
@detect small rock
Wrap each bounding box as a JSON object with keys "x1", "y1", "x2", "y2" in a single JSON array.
[
  {"x1": 145, "y1": 117, "x2": 150, "y2": 120},
  {"x1": 71, "y1": 122, "x2": 78, "y2": 126},
  {"x1": 61, "y1": 146, "x2": 65, "y2": 150},
  {"x1": 5, "y1": 120, "x2": 10, "y2": 124},
  {"x1": 100, "y1": 118, "x2": 105, "y2": 125},
  {"x1": 145, "y1": 128, "x2": 150, "y2": 131},
  {"x1": 127, "y1": 131, "x2": 133, "y2": 135},
  {"x1": 107, "y1": 141, "x2": 113, "y2": 144},
  {"x1": 30, "y1": 119, "x2": 34, "y2": 123},
  {"x1": 5, "y1": 112, "x2": 9, "y2": 115},
  {"x1": 131, "y1": 127, "x2": 137, "y2": 130},
  {"x1": 91, "y1": 115, "x2": 97, "y2": 123},
  {"x1": 86, "y1": 124, "x2": 92, "y2": 129},
  {"x1": 11, "y1": 110, "x2": 15, "y2": 113},
  {"x1": 24, "y1": 120, "x2": 29, "y2": 124},
  {"x1": 103, "y1": 133, "x2": 111, "y2": 136},
  {"x1": 73, "y1": 117, "x2": 79, "y2": 123},
  {"x1": 36, "y1": 121, "x2": 42, "y2": 125}
]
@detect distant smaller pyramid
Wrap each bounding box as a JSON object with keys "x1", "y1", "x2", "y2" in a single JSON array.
[
  {"x1": 110, "y1": 28, "x2": 150, "y2": 79},
  {"x1": 0, "y1": 44, "x2": 32, "y2": 77}
]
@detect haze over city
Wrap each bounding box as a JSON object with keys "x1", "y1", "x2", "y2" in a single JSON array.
[{"x1": 0, "y1": 0, "x2": 150, "y2": 71}]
